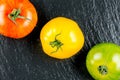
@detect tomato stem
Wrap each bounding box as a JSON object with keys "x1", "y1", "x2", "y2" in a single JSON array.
[
  {"x1": 8, "y1": 9, "x2": 30, "y2": 24},
  {"x1": 50, "y1": 33, "x2": 63, "y2": 53},
  {"x1": 98, "y1": 65, "x2": 108, "y2": 75}
]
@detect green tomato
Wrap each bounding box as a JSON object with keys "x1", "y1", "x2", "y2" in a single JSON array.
[{"x1": 86, "y1": 43, "x2": 120, "y2": 80}]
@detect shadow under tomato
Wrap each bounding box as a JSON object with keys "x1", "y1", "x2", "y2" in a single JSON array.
[
  {"x1": 26, "y1": 0, "x2": 50, "y2": 41},
  {"x1": 71, "y1": 48, "x2": 94, "y2": 80}
]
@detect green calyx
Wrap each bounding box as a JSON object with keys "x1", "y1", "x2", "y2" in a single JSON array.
[
  {"x1": 50, "y1": 33, "x2": 63, "y2": 53},
  {"x1": 8, "y1": 9, "x2": 30, "y2": 24},
  {"x1": 98, "y1": 65, "x2": 108, "y2": 75}
]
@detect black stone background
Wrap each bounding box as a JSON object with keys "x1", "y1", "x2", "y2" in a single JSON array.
[{"x1": 0, "y1": 0, "x2": 120, "y2": 80}]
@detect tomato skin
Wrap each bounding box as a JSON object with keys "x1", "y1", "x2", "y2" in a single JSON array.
[
  {"x1": 40, "y1": 17, "x2": 84, "y2": 59},
  {"x1": 0, "y1": 0, "x2": 37, "y2": 38},
  {"x1": 86, "y1": 43, "x2": 120, "y2": 80}
]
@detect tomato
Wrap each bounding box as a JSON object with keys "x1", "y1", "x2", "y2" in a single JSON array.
[
  {"x1": 0, "y1": 0, "x2": 37, "y2": 38},
  {"x1": 86, "y1": 43, "x2": 120, "y2": 80},
  {"x1": 40, "y1": 17, "x2": 84, "y2": 59}
]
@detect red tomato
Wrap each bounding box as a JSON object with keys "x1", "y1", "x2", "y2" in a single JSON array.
[{"x1": 0, "y1": 0, "x2": 38, "y2": 38}]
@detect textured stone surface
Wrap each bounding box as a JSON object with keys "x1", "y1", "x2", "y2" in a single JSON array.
[{"x1": 0, "y1": 0, "x2": 120, "y2": 80}]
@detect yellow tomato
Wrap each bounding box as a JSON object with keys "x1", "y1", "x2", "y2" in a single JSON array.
[{"x1": 40, "y1": 17, "x2": 84, "y2": 59}]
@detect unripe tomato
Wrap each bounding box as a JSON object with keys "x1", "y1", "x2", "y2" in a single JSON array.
[
  {"x1": 86, "y1": 43, "x2": 120, "y2": 80},
  {"x1": 40, "y1": 17, "x2": 84, "y2": 59}
]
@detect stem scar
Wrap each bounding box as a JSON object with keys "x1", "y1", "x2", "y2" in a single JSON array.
[{"x1": 98, "y1": 65, "x2": 108, "y2": 75}]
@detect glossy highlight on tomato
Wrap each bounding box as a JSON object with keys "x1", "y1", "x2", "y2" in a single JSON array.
[
  {"x1": 86, "y1": 43, "x2": 120, "y2": 80},
  {"x1": 0, "y1": 0, "x2": 37, "y2": 38},
  {"x1": 40, "y1": 17, "x2": 84, "y2": 59}
]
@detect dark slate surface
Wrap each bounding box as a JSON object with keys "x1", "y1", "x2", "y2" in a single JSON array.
[{"x1": 0, "y1": 0, "x2": 120, "y2": 80}]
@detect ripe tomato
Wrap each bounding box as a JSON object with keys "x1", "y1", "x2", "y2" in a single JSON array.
[
  {"x1": 86, "y1": 43, "x2": 120, "y2": 80},
  {"x1": 0, "y1": 0, "x2": 37, "y2": 38},
  {"x1": 40, "y1": 17, "x2": 84, "y2": 59}
]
